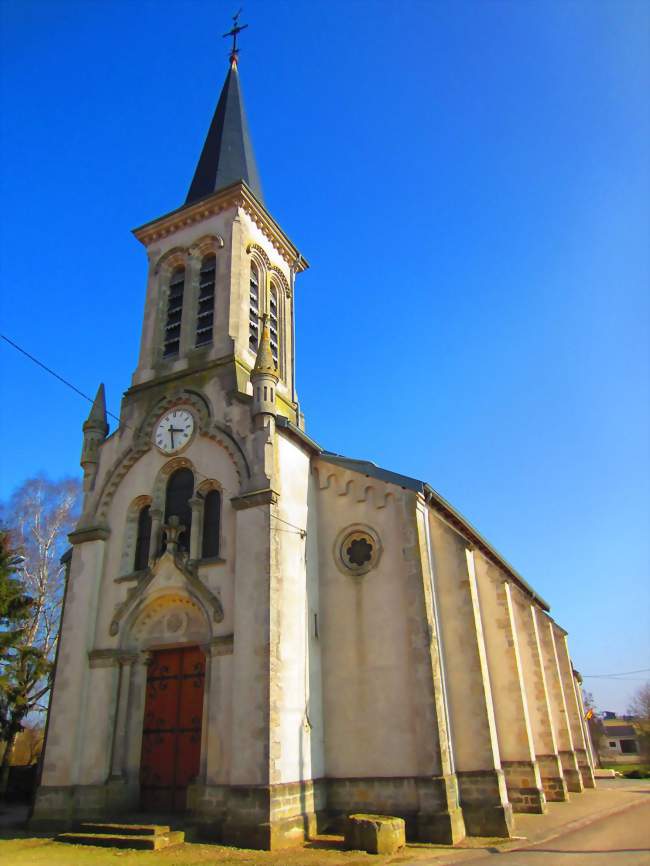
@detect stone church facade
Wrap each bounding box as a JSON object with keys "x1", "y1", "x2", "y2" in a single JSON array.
[{"x1": 32, "y1": 51, "x2": 595, "y2": 848}]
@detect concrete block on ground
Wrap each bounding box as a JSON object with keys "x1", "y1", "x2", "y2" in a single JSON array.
[{"x1": 345, "y1": 813, "x2": 406, "y2": 854}]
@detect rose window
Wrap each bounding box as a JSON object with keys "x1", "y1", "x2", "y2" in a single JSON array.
[
  {"x1": 336, "y1": 526, "x2": 382, "y2": 576},
  {"x1": 346, "y1": 537, "x2": 373, "y2": 567}
]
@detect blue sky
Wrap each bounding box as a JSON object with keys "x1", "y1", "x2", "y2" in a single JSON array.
[{"x1": 1, "y1": 0, "x2": 648, "y2": 713}]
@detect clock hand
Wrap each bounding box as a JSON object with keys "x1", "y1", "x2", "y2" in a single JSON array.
[{"x1": 168, "y1": 425, "x2": 184, "y2": 448}]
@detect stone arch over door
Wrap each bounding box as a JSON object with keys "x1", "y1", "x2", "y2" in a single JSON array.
[
  {"x1": 124, "y1": 590, "x2": 212, "y2": 651},
  {"x1": 119, "y1": 591, "x2": 212, "y2": 812}
]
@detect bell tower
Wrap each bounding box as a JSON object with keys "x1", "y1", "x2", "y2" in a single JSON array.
[
  {"x1": 127, "y1": 45, "x2": 307, "y2": 427},
  {"x1": 33, "y1": 23, "x2": 316, "y2": 839}
]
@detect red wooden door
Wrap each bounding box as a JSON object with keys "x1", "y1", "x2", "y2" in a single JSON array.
[{"x1": 140, "y1": 646, "x2": 205, "y2": 812}]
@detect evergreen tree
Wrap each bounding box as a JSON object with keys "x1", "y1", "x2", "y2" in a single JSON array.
[{"x1": 0, "y1": 530, "x2": 31, "y2": 663}]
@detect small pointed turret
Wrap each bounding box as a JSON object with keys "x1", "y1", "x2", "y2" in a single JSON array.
[
  {"x1": 253, "y1": 316, "x2": 279, "y2": 380},
  {"x1": 251, "y1": 317, "x2": 279, "y2": 419},
  {"x1": 186, "y1": 57, "x2": 264, "y2": 206},
  {"x1": 86, "y1": 384, "x2": 109, "y2": 435},
  {"x1": 81, "y1": 384, "x2": 109, "y2": 492}
]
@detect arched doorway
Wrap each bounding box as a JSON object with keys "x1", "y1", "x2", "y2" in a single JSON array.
[
  {"x1": 140, "y1": 644, "x2": 205, "y2": 811},
  {"x1": 125, "y1": 592, "x2": 211, "y2": 812}
]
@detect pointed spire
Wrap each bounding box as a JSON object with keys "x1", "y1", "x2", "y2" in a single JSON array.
[
  {"x1": 85, "y1": 383, "x2": 108, "y2": 435},
  {"x1": 186, "y1": 58, "x2": 264, "y2": 206},
  {"x1": 252, "y1": 316, "x2": 279, "y2": 381}
]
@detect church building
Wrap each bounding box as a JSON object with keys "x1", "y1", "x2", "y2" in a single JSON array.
[{"x1": 32, "y1": 37, "x2": 595, "y2": 849}]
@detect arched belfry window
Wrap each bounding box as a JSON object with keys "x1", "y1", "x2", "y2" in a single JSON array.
[
  {"x1": 133, "y1": 504, "x2": 152, "y2": 571},
  {"x1": 163, "y1": 266, "x2": 185, "y2": 357},
  {"x1": 249, "y1": 263, "x2": 260, "y2": 352},
  {"x1": 163, "y1": 468, "x2": 194, "y2": 553},
  {"x1": 202, "y1": 489, "x2": 221, "y2": 558},
  {"x1": 196, "y1": 254, "x2": 216, "y2": 347},
  {"x1": 269, "y1": 283, "x2": 279, "y2": 369}
]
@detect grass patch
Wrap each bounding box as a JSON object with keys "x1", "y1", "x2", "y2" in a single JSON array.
[
  {"x1": 0, "y1": 835, "x2": 467, "y2": 866},
  {"x1": 600, "y1": 763, "x2": 650, "y2": 776}
]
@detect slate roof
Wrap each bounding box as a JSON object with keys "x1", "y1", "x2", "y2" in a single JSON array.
[
  {"x1": 186, "y1": 60, "x2": 264, "y2": 206},
  {"x1": 604, "y1": 725, "x2": 637, "y2": 737},
  {"x1": 275, "y1": 417, "x2": 550, "y2": 611}
]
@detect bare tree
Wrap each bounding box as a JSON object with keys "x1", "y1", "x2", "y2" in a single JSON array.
[
  {"x1": 628, "y1": 681, "x2": 650, "y2": 760},
  {"x1": 0, "y1": 476, "x2": 80, "y2": 788},
  {"x1": 1, "y1": 476, "x2": 80, "y2": 686},
  {"x1": 582, "y1": 689, "x2": 605, "y2": 767}
]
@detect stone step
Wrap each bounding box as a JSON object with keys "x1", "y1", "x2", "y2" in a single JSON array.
[
  {"x1": 56, "y1": 830, "x2": 185, "y2": 850},
  {"x1": 79, "y1": 822, "x2": 171, "y2": 836}
]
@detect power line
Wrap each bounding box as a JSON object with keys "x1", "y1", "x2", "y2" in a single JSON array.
[
  {"x1": 582, "y1": 668, "x2": 650, "y2": 679},
  {"x1": 1, "y1": 333, "x2": 308, "y2": 537},
  {"x1": 271, "y1": 513, "x2": 306, "y2": 537},
  {"x1": 1, "y1": 334, "x2": 122, "y2": 424}
]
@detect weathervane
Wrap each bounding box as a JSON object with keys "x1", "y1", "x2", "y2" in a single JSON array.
[{"x1": 223, "y1": 9, "x2": 248, "y2": 66}]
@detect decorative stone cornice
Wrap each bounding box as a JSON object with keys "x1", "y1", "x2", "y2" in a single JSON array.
[
  {"x1": 88, "y1": 649, "x2": 138, "y2": 668},
  {"x1": 69, "y1": 525, "x2": 111, "y2": 544},
  {"x1": 132, "y1": 181, "x2": 309, "y2": 272},
  {"x1": 230, "y1": 488, "x2": 278, "y2": 510},
  {"x1": 125, "y1": 354, "x2": 235, "y2": 397},
  {"x1": 204, "y1": 634, "x2": 234, "y2": 657}
]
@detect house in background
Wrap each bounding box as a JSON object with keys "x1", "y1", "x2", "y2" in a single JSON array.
[{"x1": 598, "y1": 716, "x2": 643, "y2": 764}]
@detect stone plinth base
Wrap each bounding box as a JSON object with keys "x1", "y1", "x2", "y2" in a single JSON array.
[
  {"x1": 575, "y1": 749, "x2": 596, "y2": 789},
  {"x1": 222, "y1": 814, "x2": 317, "y2": 850},
  {"x1": 190, "y1": 780, "x2": 326, "y2": 850},
  {"x1": 559, "y1": 750, "x2": 584, "y2": 793},
  {"x1": 34, "y1": 773, "x2": 533, "y2": 848},
  {"x1": 457, "y1": 770, "x2": 513, "y2": 837},
  {"x1": 327, "y1": 774, "x2": 466, "y2": 845},
  {"x1": 345, "y1": 814, "x2": 405, "y2": 854},
  {"x1": 193, "y1": 776, "x2": 466, "y2": 849},
  {"x1": 501, "y1": 761, "x2": 547, "y2": 814},
  {"x1": 30, "y1": 779, "x2": 138, "y2": 831},
  {"x1": 536, "y1": 754, "x2": 570, "y2": 802}
]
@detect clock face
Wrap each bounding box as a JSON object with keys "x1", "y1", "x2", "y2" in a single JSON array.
[{"x1": 154, "y1": 408, "x2": 195, "y2": 454}]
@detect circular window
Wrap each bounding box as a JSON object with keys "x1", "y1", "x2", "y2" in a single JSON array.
[{"x1": 334, "y1": 525, "x2": 382, "y2": 576}]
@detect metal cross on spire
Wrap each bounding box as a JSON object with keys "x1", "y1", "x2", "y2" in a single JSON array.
[{"x1": 223, "y1": 9, "x2": 248, "y2": 66}]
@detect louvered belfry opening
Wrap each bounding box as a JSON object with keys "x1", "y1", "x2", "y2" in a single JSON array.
[
  {"x1": 269, "y1": 284, "x2": 279, "y2": 370},
  {"x1": 202, "y1": 489, "x2": 221, "y2": 558},
  {"x1": 163, "y1": 267, "x2": 185, "y2": 357},
  {"x1": 134, "y1": 505, "x2": 152, "y2": 571},
  {"x1": 163, "y1": 468, "x2": 194, "y2": 553},
  {"x1": 249, "y1": 263, "x2": 259, "y2": 352},
  {"x1": 196, "y1": 254, "x2": 216, "y2": 347}
]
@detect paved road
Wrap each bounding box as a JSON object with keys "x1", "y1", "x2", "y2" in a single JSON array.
[{"x1": 460, "y1": 798, "x2": 650, "y2": 865}]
